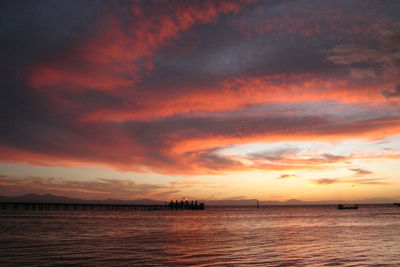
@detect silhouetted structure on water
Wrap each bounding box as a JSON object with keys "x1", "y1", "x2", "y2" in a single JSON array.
[
  {"x1": 0, "y1": 200, "x2": 205, "y2": 211},
  {"x1": 168, "y1": 200, "x2": 204, "y2": 210},
  {"x1": 338, "y1": 204, "x2": 358, "y2": 209}
]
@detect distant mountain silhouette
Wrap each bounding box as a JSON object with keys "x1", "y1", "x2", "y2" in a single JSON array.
[
  {"x1": 0, "y1": 194, "x2": 398, "y2": 205},
  {"x1": 0, "y1": 194, "x2": 164, "y2": 205},
  {"x1": 203, "y1": 199, "x2": 259, "y2": 206}
]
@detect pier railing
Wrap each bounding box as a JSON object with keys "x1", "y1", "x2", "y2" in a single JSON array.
[{"x1": 0, "y1": 201, "x2": 205, "y2": 211}]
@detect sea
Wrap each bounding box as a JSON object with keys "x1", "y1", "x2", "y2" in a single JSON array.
[{"x1": 1, "y1": 205, "x2": 400, "y2": 266}]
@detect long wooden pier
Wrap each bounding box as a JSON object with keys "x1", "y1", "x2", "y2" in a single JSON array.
[{"x1": 0, "y1": 200, "x2": 205, "y2": 211}]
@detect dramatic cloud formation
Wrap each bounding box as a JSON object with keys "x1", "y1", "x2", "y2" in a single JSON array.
[{"x1": 1, "y1": 0, "x2": 399, "y2": 199}]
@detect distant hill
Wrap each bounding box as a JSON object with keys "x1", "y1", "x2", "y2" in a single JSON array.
[
  {"x1": 0, "y1": 193, "x2": 398, "y2": 205},
  {"x1": 0, "y1": 194, "x2": 165, "y2": 205},
  {"x1": 203, "y1": 199, "x2": 259, "y2": 206}
]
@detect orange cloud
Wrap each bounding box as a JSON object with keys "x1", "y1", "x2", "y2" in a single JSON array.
[
  {"x1": 29, "y1": 0, "x2": 243, "y2": 93},
  {"x1": 76, "y1": 73, "x2": 394, "y2": 123}
]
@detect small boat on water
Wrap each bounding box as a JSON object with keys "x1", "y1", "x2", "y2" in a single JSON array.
[{"x1": 338, "y1": 204, "x2": 358, "y2": 210}]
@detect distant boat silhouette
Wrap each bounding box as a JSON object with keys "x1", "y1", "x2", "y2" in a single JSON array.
[{"x1": 338, "y1": 204, "x2": 358, "y2": 210}]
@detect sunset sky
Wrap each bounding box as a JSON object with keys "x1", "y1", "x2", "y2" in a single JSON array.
[{"x1": 1, "y1": 0, "x2": 399, "y2": 202}]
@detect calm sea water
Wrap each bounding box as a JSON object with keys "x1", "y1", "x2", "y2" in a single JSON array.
[{"x1": 1, "y1": 205, "x2": 400, "y2": 266}]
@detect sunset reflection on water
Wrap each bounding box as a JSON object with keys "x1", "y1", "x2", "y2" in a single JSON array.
[{"x1": 1, "y1": 205, "x2": 400, "y2": 266}]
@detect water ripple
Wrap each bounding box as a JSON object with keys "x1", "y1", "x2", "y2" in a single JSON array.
[{"x1": 1, "y1": 205, "x2": 400, "y2": 266}]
